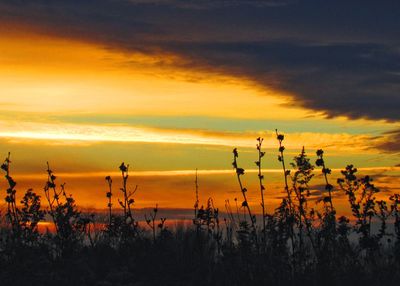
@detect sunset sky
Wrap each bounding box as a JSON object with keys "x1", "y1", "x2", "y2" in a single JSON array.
[{"x1": 0, "y1": 1, "x2": 399, "y2": 216}]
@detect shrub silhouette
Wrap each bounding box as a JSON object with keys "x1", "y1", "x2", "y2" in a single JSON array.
[
  {"x1": 1, "y1": 153, "x2": 45, "y2": 244},
  {"x1": 44, "y1": 162, "x2": 92, "y2": 257}
]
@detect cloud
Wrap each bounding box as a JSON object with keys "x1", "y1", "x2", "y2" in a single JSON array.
[
  {"x1": 128, "y1": 0, "x2": 294, "y2": 9},
  {"x1": 375, "y1": 129, "x2": 400, "y2": 153},
  {"x1": 0, "y1": 119, "x2": 393, "y2": 153},
  {"x1": 1, "y1": 0, "x2": 400, "y2": 121},
  {"x1": 166, "y1": 41, "x2": 400, "y2": 121}
]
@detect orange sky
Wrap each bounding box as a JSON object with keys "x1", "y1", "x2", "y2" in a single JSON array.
[{"x1": 0, "y1": 19, "x2": 399, "y2": 217}]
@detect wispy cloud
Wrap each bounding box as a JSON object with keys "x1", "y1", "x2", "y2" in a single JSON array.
[
  {"x1": 375, "y1": 129, "x2": 400, "y2": 153},
  {"x1": 0, "y1": 120, "x2": 395, "y2": 153}
]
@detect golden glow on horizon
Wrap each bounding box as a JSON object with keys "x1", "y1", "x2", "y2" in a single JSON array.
[
  {"x1": 10, "y1": 166, "x2": 400, "y2": 179},
  {"x1": 2, "y1": 168, "x2": 399, "y2": 216}
]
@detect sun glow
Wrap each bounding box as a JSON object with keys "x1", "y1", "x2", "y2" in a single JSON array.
[{"x1": 0, "y1": 31, "x2": 309, "y2": 120}]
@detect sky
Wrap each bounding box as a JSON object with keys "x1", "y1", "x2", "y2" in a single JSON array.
[{"x1": 0, "y1": 0, "x2": 399, "y2": 217}]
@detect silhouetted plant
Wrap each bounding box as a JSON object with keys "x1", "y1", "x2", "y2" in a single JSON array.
[
  {"x1": 145, "y1": 204, "x2": 166, "y2": 242},
  {"x1": 104, "y1": 162, "x2": 140, "y2": 242},
  {"x1": 224, "y1": 199, "x2": 237, "y2": 248},
  {"x1": 194, "y1": 169, "x2": 199, "y2": 219},
  {"x1": 314, "y1": 149, "x2": 337, "y2": 259},
  {"x1": 44, "y1": 162, "x2": 91, "y2": 256},
  {"x1": 105, "y1": 175, "x2": 113, "y2": 231},
  {"x1": 194, "y1": 198, "x2": 219, "y2": 233},
  {"x1": 192, "y1": 171, "x2": 223, "y2": 258},
  {"x1": 276, "y1": 130, "x2": 293, "y2": 210},
  {"x1": 255, "y1": 137, "x2": 267, "y2": 248},
  {"x1": 389, "y1": 194, "x2": 400, "y2": 262},
  {"x1": 232, "y1": 148, "x2": 257, "y2": 236},
  {"x1": 390, "y1": 194, "x2": 400, "y2": 241},
  {"x1": 1, "y1": 153, "x2": 19, "y2": 233},
  {"x1": 18, "y1": 188, "x2": 46, "y2": 244},
  {"x1": 338, "y1": 165, "x2": 380, "y2": 253},
  {"x1": 275, "y1": 130, "x2": 296, "y2": 267},
  {"x1": 316, "y1": 149, "x2": 335, "y2": 211},
  {"x1": 290, "y1": 147, "x2": 316, "y2": 261},
  {"x1": 117, "y1": 162, "x2": 138, "y2": 236},
  {"x1": 1, "y1": 153, "x2": 45, "y2": 244}
]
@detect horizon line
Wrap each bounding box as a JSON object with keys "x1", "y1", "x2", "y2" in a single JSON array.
[{"x1": 10, "y1": 166, "x2": 400, "y2": 179}]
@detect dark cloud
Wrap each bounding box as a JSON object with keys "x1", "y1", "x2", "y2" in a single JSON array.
[
  {"x1": 166, "y1": 41, "x2": 400, "y2": 120},
  {"x1": 128, "y1": 0, "x2": 293, "y2": 9},
  {"x1": 1, "y1": 0, "x2": 400, "y2": 121},
  {"x1": 376, "y1": 129, "x2": 400, "y2": 153}
]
